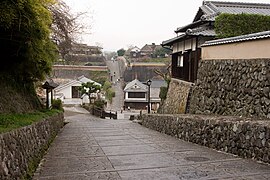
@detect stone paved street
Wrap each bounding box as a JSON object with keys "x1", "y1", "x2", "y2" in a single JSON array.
[{"x1": 34, "y1": 109, "x2": 270, "y2": 180}]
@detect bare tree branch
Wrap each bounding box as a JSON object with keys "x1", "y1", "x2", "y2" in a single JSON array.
[
  {"x1": 48, "y1": 0, "x2": 89, "y2": 63},
  {"x1": 154, "y1": 62, "x2": 171, "y2": 84}
]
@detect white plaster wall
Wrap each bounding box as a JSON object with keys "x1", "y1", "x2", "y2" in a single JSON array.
[
  {"x1": 202, "y1": 38, "x2": 270, "y2": 60},
  {"x1": 60, "y1": 87, "x2": 72, "y2": 99},
  {"x1": 82, "y1": 95, "x2": 90, "y2": 104},
  {"x1": 173, "y1": 38, "x2": 197, "y2": 53}
]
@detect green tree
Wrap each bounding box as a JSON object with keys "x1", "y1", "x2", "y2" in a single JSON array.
[
  {"x1": 105, "y1": 88, "x2": 115, "y2": 103},
  {"x1": 80, "y1": 82, "x2": 101, "y2": 104},
  {"x1": 215, "y1": 13, "x2": 270, "y2": 38},
  {"x1": 117, "y1": 48, "x2": 126, "y2": 56},
  {"x1": 0, "y1": 0, "x2": 57, "y2": 82},
  {"x1": 102, "y1": 81, "x2": 112, "y2": 92}
]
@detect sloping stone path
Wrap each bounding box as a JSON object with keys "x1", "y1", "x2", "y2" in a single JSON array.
[{"x1": 34, "y1": 109, "x2": 270, "y2": 179}]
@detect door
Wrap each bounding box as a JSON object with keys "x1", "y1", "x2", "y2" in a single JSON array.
[{"x1": 72, "y1": 86, "x2": 80, "y2": 98}]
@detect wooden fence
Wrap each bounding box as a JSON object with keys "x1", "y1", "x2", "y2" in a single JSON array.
[{"x1": 92, "y1": 107, "x2": 117, "y2": 119}]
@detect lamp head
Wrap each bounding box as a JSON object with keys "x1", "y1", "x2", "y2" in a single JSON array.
[{"x1": 146, "y1": 79, "x2": 152, "y2": 86}]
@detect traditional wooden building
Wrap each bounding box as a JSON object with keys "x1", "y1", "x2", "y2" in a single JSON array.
[
  {"x1": 162, "y1": 1, "x2": 270, "y2": 83},
  {"x1": 125, "y1": 46, "x2": 141, "y2": 58},
  {"x1": 123, "y1": 79, "x2": 165, "y2": 111},
  {"x1": 71, "y1": 43, "x2": 102, "y2": 56},
  {"x1": 54, "y1": 75, "x2": 101, "y2": 104},
  {"x1": 140, "y1": 43, "x2": 162, "y2": 58}
]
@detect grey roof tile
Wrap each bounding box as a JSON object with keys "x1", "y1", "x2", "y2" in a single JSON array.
[
  {"x1": 202, "y1": 30, "x2": 270, "y2": 46},
  {"x1": 201, "y1": 1, "x2": 270, "y2": 21},
  {"x1": 186, "y1": 27, "x2": 216, "y2": 36},
  {"x1": 164, "y1": 1, "x2": 270, "y2": 46},
  {"x1": 162, "y1": 27, "x2": 215, "y2": 46}
]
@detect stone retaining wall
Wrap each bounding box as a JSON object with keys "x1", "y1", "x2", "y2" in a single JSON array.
[
  {"x1": 190, "y1": 59, "x2": 270, "y2": 118},
  {"x1": 142, "y1": 114, "x2": 270, "y2": 164},
  {"x1": 159, "y1": 78, "x2": 193, "y2": 114},
  {"x1": 0, "y1": 113, "x2": 64, "y2": 179}
]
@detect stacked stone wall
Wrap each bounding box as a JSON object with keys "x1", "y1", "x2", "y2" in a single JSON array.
[
  {"x1": 159, "y1": 78, "x2": 193, "y2": 114},
  {"x1": 190, "y1": 59, "x2": 270, "y2": 118},
  {"x1": 123, "y1": 65, "x2": 167, "y2": 82},
  {"x1": 142, "y1": 114, "x2": 270, "y2": 164},
  {"x1": 0, "y1": 113, "x2": 64, "y2": 179}
]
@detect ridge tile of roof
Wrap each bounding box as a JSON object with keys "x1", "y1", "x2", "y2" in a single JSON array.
[{"x1": 202, "y1": 30, "x2": 270, "y2": 46}]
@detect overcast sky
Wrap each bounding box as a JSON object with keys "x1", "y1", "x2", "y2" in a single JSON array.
[{"x1": 64, "y1": 0, "x2": 270, "y2": 51}]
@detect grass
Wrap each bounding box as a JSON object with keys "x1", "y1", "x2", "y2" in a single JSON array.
[{"x1": 0, "y1": 109, "x2": 61, "y2": 134}]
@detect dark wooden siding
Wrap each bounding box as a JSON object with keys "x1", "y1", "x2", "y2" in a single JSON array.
[{"x1": 171, "y1": 48, "x2": 201, "y2": 83}]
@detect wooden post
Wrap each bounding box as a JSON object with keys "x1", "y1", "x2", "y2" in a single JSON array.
[
  {"x1": 46, "y1": 89, "x2": 49, "y2": 109},
  {"x1": 50, "y1": 89, "x2": 53, "y2": 108}
]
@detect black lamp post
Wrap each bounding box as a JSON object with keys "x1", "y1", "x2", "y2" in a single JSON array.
[{"x1": 146, "y1": 79, "x2": 152, "y2": 114}]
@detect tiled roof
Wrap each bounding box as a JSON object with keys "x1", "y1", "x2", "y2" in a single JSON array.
[
  {"x1": 162, "y1": 27, "x2": 215, "y2": 46},
  {"x1": 176, "y1": 1, "x2": 270, "y2": 33},
  {"x1": 162, "y1": 35, "x2": 185, "y2": 46},
  {"x1": 199, "y1": 1, "x2": 270, "y2": 21},
  {"x1": 164, "y1": 1, "x2": 270, "y2": 47},
  {"x1": 186, "y1": 27, "x2": 216, "y2": 36},
  {"x1": 202, "y1": 30, "x2": 270, "y2": 46},
  {"x1": 124, "y1": 79, "x2": 148, "y2": 92}
]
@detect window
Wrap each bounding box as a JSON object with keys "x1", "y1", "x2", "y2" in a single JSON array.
[
  {"x1": 128, "y1": 92, "x2": 145, "y2": 98},
  {"x1": 177, "y1": 54, "x2": 183, "y2": 67}
]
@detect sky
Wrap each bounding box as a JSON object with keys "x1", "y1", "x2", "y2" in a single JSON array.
[{"x1": 64, "y1": 0, "x2": 270, "y2": 51}]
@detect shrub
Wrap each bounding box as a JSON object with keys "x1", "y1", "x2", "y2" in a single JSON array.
[
  {"x1": 215, "y1": 13, "x2": 270, "y2": 38},
  {"x1": 106, "y1": 88, "x2": 115, "y2": 103},
  {"x1": 103, "y1": 81, "x2": 112, "y2": 91},
  {"x1": 94, "y1": 99, "x2": 106, "y2": 108},
  {"x1": 52, "y1": 99, "x2": 63, "y2": 111}
]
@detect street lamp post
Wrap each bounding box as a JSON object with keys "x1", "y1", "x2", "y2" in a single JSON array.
[{"x1": 146, "y1": 79, "x2": 152, "y2": 114}]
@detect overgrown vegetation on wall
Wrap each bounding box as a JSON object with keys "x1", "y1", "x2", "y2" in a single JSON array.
[
  {"x1": 0, "y1": 0, "x2": 58, "y2": 113},
  {"x1": 215, "y1": 13, "x2": 270, "y2": 38},
  {"x1": 0, "y1": 0, "x2": 57, "y2": 82},
  {"x1": 0, "y1": 76, "x2": 42, "y2": 113}
]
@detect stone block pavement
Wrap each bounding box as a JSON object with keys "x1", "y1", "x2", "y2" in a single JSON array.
[{"x1": 34, "y1": 109, "x2": 270, "y2": 179}]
